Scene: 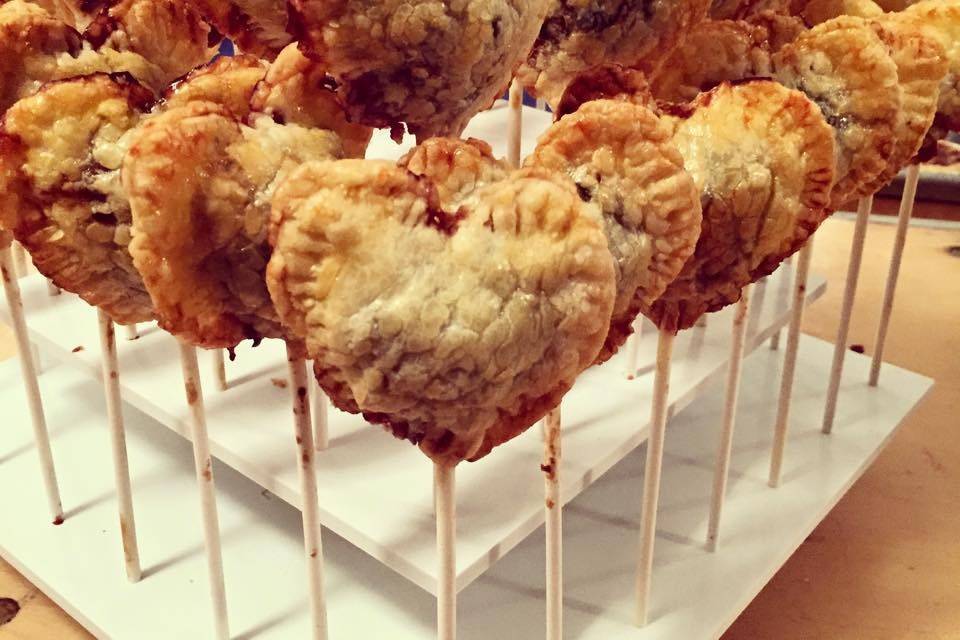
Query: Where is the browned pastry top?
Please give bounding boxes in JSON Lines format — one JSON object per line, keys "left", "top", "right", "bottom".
{"left": 518, "top": 0, "right": 711, "bottom": 107}
{"left": 288, "top": 0, "right": 550, "bottom": 140}
{"left": 0, "top": 73, "right": 156, "bottom": 323}
{"left": 528, "top": 98, "right": 702, "bottom": 360}
{"left": 645, "top": 80, "right": 836, "bottom": 331}
{"left": 266, "top": 148, "right": 616, "bottom": 465}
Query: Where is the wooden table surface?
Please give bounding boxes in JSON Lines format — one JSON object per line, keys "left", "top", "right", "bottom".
{"left": 1, "top": 214, "right": 958, "bottom": 639}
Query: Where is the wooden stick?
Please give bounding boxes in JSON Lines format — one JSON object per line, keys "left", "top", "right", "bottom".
{"left": 768, "top": 256, "right": 796, "bottom": 350}
{"left": 46, "top": 280, "right": 60, "bottom": 296}
{"left": 706, "top": 286, "right": 752, "bottom": 552}
{"left": 96, "top": 309, "right": 142, "bottom": 582}
{"left": 695, "top": 316, "right": 707, "bottom": 328}
{"left": 311, "top": 369, "right": 329, "bottom": 451}
{"left": 625, "top": 318, "right": 644, "bottom": 380}
{"left": 635, "top": 329, "right": 675, "bottom": 626}
{"left": 211, "top": 349, "right": 227, "bottom": 391}
{"left": 508, "top": 79, "right": 523, "bottom": 168}
{"left": 822, "top": 195, "right": 872, "bottom": 435}
{"left": 869, "top": 165, "right": 918, "bottom": 386}
{"left": 0, "top": 246, "right": 63, "bottom": 524}
{"left": 12, "top": 242, "right": 28, "bottom": 278}
{"left": 543, "top": 408, "right": 563, "bottom": 640}
{"left": 435, "top": 462, "right": 456, "bottom": 640}
{"left": 123, "top": 323, "right": 139, "bottom": 340}
{"left": 178, "top": 343, "right": 230, "bottom": 640}
{"left": 287, "top": 347, "right": 329, "bottom": 640}
{"left": 769, "top": 240, "right": 815, "bottom": 488}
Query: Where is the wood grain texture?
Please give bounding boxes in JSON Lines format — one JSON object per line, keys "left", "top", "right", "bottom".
{"left": 0, "top": 214, "right": 957, "bottom": 639}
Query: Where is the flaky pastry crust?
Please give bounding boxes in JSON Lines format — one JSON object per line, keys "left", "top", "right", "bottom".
{"left": 249, "top": 44, "right": 372, "bottom": 158}
{"left": 0, "top": 73, "right": 155, "bottom": 323}
{"left": 162, "top": 53, "right": 268, "bottom": 118}
{"left": 190, "top": 0, "right": 292, "bottom": 59}
{"left": 528, "top": 99, "right": 702, "bottom": 359}
{"left": 647, "top": 80, "right": 836, "bottom": 331}
{"left": 123, "top": 101, "right": 344, "bottom": 348}
{"left": 518, "top": 0, "right": 711, "bottom": 107}
{"left": 861, "top": 16, "right": 948, "bottom": 192}
{"left": 267, "top": 158, "right": 615, "bottom": 465}
{"left": 289, "top": 0, "right": 550, "bottom": 140}
{"left": 773, "top": 15, "right": 900, "bottom": 206}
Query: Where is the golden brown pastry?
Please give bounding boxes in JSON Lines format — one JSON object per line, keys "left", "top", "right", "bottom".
{"left": 0, "top": 0, "right": 82, "bottom": 112}
{"left": 527, "top": 99, "right": 702, "bottom": 360}
{"left": 518, "top": 0, "right": 711, "bottom": 107}
{"left": 773, "top": 16, "right": 900, "bottom": 207}
{"left": 267, "top": 155, "right": 616, "bottom": 466}
{"left": 249, "top": 44, "right": 372, "bottom": 158}
{"left": 124, "top": 49, "right": 369, "bottom": 349}
{"left": 161, "top": 53, "right": 268, "bottom": 118}
{"left": 83, "top": 0, "right": 219, "bottom": 85}
{"left": 651, "top": 19, "right": 775, "bottom": 104}
{"left": 0, "top": 73, "right": 156, "bottom": 323}
{"left": 900, "top": 0, "right": 960, "bottom": 161}
{"left": 860, "top": 16, "right": 948, "bottom": 192}
{"left": 800, "top": 0, "right": 881, "bottom": 25}
{"left": 646, "top": 81, "right": 836, "bottom": 331}
{"left": 289, "top": 0, "right": 550, "bottom": 140}
{"left": 552, "top": 64, "right": 656, "bottom": 119}
{"left": 190, "top": 0, "right": 292, "bottom": 59}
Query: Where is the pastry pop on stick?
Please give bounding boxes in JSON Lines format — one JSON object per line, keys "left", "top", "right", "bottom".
{"left": 518, "top": 0, "right": 711, "bottom": 107}
{"left": 288, "top": 0, "right": 551, "bottom": 139}
{"left": 269, "top": 146, "right": 617, "bottom": 465}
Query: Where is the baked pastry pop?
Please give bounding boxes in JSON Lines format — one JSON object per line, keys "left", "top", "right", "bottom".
{"left": 517, "top": 0, "right": 712, "bottom": 107}
{"left": 288, "top": 0, "right": 551, "bottom": 140}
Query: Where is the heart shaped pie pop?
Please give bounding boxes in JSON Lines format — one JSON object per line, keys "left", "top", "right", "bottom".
{"left": 124, "top": 45, "right": 371, "bottom": 349}
{"left": 646, "top": 80, "right": 837, "bottom": 332}
{"left": 527, "top": 98, "right": 702, "bottom": 361}
{"left": 0, "top": 73, "right": 156, "bottom": 324}
{"left": 288, "top": 0, "right": 551, "bottom": 140}
{"left": 266, "top": 151, "right": 616, "bottom": 466}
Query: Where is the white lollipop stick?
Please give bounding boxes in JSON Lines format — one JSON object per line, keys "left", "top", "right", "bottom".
{"left": 543, "top": 408, "right": 563, "bottom": 640}
{"left": 635, "top": 329, "right": 675, "bottom": 626}
{"left": 178, "top": 343, "right": 230, "bottom": 640}
{"left": 536, "top": 97, "right": 547, "bottom": 111}
{"left": 822, "top": 195, "right": 872, "bottom": 434}
{"left": 625, "top": 318, "right": 644, "bottom": 379}
{"left": 435, "top": 462, "right": 457, "bottom": 640}
{"left": 12, "top": 242, "right": 29, "bottom": 277}
{"left": 706, "top": 286, "right": 752, "bottom": 551}
{"left": 212, "top": 349, "right": 227, "bottom": 391}
{"left": 287, "top": 347, "right": 329, "bottom": 640}
{"left": 869, "top": 165, "right": 918, "bottom": 386}
{"left": 311, "top": 366, "right": 329, "bottom": 451}
{"left": 769, "top": 255, "right": 795, "bottom": 350}
{"left": 0, "top": 246, "right": 63, "bottom": 524}
{"left": 695, "top": 315, "right": 707, "bottom": 328}
{"left": 96, "top": 309, "right": 142, "bottom": 581}
{"left": 508, "top": 79, "right": 523, "bottom": 168}
{"left": 46, "top": 280, "right": 60, "bottom": 296}
{"left": 769, "top": 240, "right": 815, "bottom": 487}
{"left": 123, "top": 323, "right": 139, "bottom": 340}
